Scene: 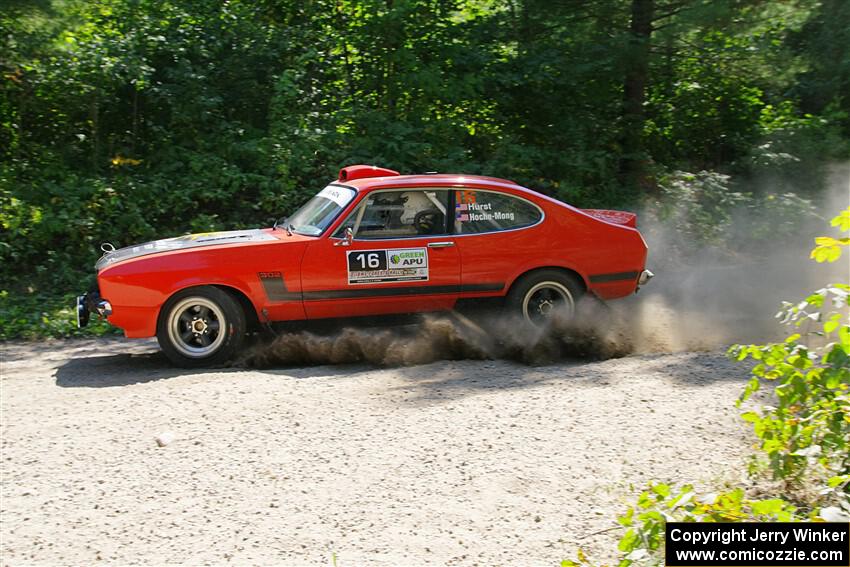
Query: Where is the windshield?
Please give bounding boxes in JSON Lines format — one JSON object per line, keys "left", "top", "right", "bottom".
{"left": 286, "top": 185, "right": 357, "bottom": 236}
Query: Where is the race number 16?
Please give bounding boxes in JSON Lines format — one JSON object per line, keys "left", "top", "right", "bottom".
{"left": 348, "top": 250, "right": 387, "bottom": 272}
{"left": 356, "top": 252, "right": 380, "bottom": 269}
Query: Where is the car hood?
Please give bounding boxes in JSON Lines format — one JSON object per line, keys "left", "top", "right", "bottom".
{"left": 95, "top": 229, "right": 278, "bottom": 271}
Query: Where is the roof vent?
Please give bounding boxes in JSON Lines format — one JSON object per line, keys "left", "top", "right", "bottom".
{"left": 338, "top": 164, "right": 400, "bottom": 182}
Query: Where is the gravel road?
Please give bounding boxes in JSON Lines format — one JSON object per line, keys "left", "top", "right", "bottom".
{"left": 1, "top": 337, "right": 752, "bottom": 566}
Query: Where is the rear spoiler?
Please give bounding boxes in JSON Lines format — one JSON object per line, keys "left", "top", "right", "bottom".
{"left": 581, "top": 209, "right": 637, "bottom": 228}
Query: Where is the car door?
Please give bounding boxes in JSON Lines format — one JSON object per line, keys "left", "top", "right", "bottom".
{"left": 300, "top": 188, "right": 461, "bottom": 320}
{"left": 451, "top": 187, "right": 546, "bottom": 292}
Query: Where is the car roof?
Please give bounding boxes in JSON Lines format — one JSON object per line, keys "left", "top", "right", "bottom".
{"left": 338, "top": 173, "right": 530, "bottom": 194}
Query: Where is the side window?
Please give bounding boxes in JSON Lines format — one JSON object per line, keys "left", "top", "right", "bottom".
{"left": 454, "top": 190, "right": 542, "bottom": 234}
{"left": 336, "top": 189, "right": 450, "bottom": 239}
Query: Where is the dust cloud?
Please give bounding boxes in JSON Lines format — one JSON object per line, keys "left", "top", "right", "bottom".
{"left": 239, "top": 301, "right": 632, "bottom": 368}
{"left": 240, "top": 165, "right": 849, "bottom": 368}
{"left": 628, "top": 162, "right": 849, "bottom": 352}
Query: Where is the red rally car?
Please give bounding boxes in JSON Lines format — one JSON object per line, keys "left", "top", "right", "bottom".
{"left": 77, "top": 165, "right": 653, "bottom": 366}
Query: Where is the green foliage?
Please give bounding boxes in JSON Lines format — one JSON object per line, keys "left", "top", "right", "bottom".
{"left": 811, "top": 207, "right": 850, "bottom": 263}
{"left": 645, "top": 169, "right": 817, "bottom": 256}
{"left": 731, "top": 282, "right": 850, "bottom": 485}
{"left": 746, "top": 103, "right": 848, "bottom": 189}
{"left": 610, "top": 484, "right": 802, "bottom": 567}
{"left": 789, "top": 0, "right": 850, "bottom": 139}
{"left": 651, "top": 170, "right": 748, "bottom": 246}
{"left": 729, "top": 209, "right": 850, "bottom": 487}
{"left": 0, "top": 290, "right": 118, "bottom": 339}
{"left": 563, "top": 483, "right": 811, "bottom": 567}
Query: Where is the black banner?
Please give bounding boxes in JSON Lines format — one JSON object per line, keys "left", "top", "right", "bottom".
{"left": 347, "top": 250, "right": 388, "bottom": 272}
{"left": 665, "top": 522, "right": 849, "bottom": 566}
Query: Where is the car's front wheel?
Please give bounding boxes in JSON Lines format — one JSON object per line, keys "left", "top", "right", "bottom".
{"left": 506, "top": 269, "right": 584, "bottom": 326}
{"left": 157, "top": 286, "right": 246, "bottom": 367}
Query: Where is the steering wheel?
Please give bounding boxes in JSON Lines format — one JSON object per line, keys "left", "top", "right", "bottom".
{"left": 414, "top": 209, "right": 444, "bottom": 235}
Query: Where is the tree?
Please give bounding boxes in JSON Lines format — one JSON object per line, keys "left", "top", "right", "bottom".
{"left": 619, "top": 0, "right": 654, "bottom": 191}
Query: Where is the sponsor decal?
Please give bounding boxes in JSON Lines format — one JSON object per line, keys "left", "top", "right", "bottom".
{"left": 454, "top": 190, "right": 514, "bottom": 223}
{"left": 347, "top": 248, "right": 429, "bottom": 284}
{"left": 317, "top": 185, "right": 354, "bottom": 207}
{"left": 182, "top": 231, "right": 223, "bottom": 241}
{"left": 455, "top": 201, "right": 515, "bottom": 223}
{"left": 456, "top": 190, "right": 477, "bottom": 205}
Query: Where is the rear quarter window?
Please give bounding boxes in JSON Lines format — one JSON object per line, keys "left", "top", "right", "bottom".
{"left": 454, "top": 190, "right": 542, "bottom": 234}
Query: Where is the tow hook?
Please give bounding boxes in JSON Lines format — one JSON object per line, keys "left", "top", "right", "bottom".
{"left": 96, "top": 299, "right": 113, "bottom": 317}
{"left": 76, "top": 292, "right": 112, "bottom": 328}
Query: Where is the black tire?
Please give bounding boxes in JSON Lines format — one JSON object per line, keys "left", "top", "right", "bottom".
{"left": 156, "top": 286, "right": 246, "bottom": 368}
{"left": 506, "top": 269, "right": 584, "bottom": 326}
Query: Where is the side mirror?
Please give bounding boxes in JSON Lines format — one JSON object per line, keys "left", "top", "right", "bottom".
{"left": 334, "top": 227, "right": 354, "bottom": 247}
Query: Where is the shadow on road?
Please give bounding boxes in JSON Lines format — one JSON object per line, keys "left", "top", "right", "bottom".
{"left": 53, "top": 348, "right": 357, "bottom": 388}
{"left": 638, "top": 351, "right": 749, "bottom": 384}
{"left": 381, "top": 350, "right": 750, "bottom": 404}
{"left": 50, "top": 334, "right": 748, "bottom": 393}
{"left": 54, "top": 351, "right": 220, "bottom": 387}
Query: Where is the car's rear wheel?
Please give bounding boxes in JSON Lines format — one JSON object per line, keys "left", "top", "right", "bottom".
{"left": 507, "top": 269, "right": 584, "bottom": 326}
{"left": 157, "top": 286, "right": 246, "bottom": 367}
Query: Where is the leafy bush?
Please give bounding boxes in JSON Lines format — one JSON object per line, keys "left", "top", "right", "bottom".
{"left": 562, "top": 484, "right": 803, "bottom": 567}
{"left": 645, "top": 169, "right": 817, "bottom": 257}
{"left": 0, "top": 291, "right": 118, "bottom": 340}
{"left": 731, "top": 207, "right": 850, "bottom": 489}
{"left": 744, "top": 102, "right": 850, "bottom": 191}
{"left": 733, "top": 284, "right": 850, "bottom": 486}
{"left": 651, "top": 170, "right": 748, "bottom": 246}
{"left": 811, "top": 209, "right": 850, "bottom": 262}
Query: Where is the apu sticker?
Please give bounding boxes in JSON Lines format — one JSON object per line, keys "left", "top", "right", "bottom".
{"left": 347, "top": 248, "right": 428, "bottom": 284}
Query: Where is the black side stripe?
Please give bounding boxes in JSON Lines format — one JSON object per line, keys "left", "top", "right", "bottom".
{"left": 265, "top": 282, "right": 505, "bottom": 303}
{"left": 259, "top": 272, "right": 300, "bottom": 301}
{"left": 266, "top": 291, "right": 302, "bottom": 301}
{"left": 588, "top": 271, "right": 640, "bottom": 283}
{"left": 303, "top": 282, "right": 504, "bottom": 301}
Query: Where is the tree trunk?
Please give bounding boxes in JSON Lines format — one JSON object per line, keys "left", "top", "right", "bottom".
{"left": 619, "top": 0, "right": 654, "bottom": 192}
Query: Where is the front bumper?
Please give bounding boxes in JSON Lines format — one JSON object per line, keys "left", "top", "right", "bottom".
{"left": 76, "top": 291, "right": 112, "bottom": 328}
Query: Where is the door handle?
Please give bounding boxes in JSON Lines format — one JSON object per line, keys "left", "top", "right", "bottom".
{"left": 428, "top": 241, "right": 455, "bottom": 248}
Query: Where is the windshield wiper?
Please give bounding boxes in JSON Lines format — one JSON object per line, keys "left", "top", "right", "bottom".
{"left": 272, "top": 217, "right": 292, "bottom": 236}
